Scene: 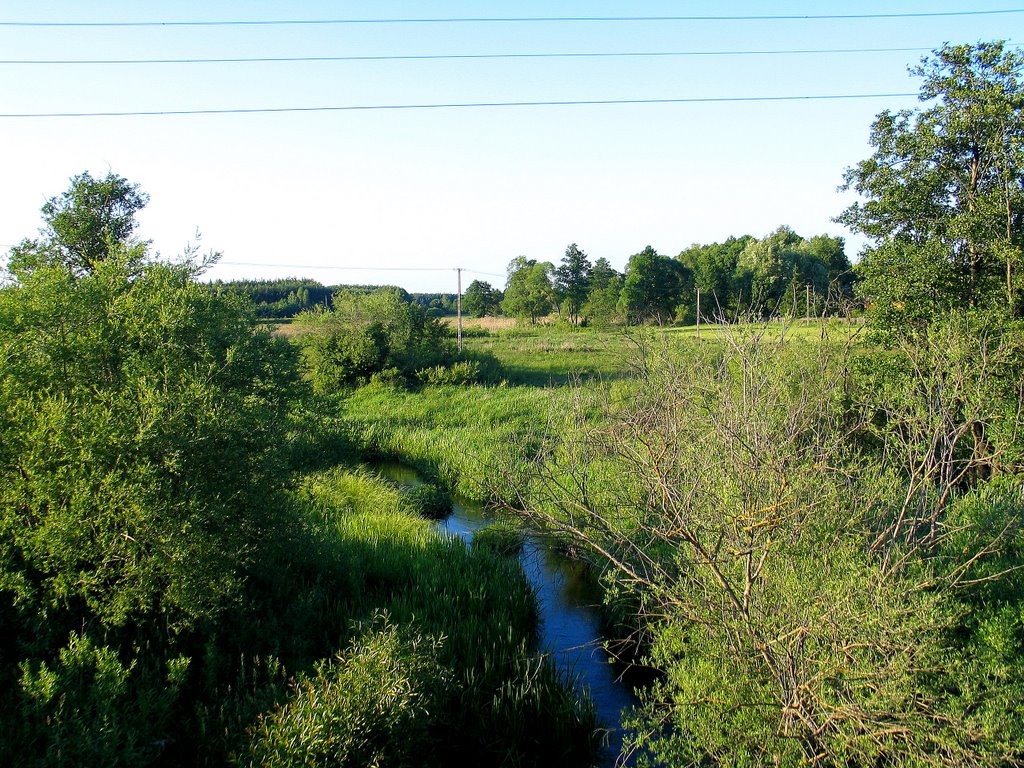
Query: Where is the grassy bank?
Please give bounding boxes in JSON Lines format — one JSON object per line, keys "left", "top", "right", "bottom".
{"left": 240, "top": 464, "right": 598, "bottom": 766}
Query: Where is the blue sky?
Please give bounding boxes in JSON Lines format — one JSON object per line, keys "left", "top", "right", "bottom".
{"left": 2, "top": 1, "right": 1022, "bottom": 292}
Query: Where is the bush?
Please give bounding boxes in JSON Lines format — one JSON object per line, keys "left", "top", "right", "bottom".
{"left": 416, "top": 360, "right": 481, "bottom": 386}
{"left": 294, "top": 288, "right": 454, "bottom": 392}
{"left": 12, "top": 633, "right": 184, "bottom": 768}
{"left": 243, "top": 616, "right": 448, "bottom": 768}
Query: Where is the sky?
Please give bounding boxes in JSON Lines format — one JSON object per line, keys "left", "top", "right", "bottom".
{"left": 2, "top": 2, "right": 1023, "bottom": 293}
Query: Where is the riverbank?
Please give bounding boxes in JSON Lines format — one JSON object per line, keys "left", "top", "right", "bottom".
{"left": 372, "top": 460, "right": 640, "bottom": 764}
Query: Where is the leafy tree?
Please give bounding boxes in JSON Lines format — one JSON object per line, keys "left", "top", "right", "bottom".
{"left": 838, "top": 41, "right": 1024, "bottom": 328}
{"left": 582, "top": 258, "right": 622, "bottom": 327}
{"left": 462, "top": 279, "right": 502, "bottom": 317}
{"left": 588, "top": 257, "right": 618, "bottom": 292}
{"left": 502, "top": 257, "right": 555, "bottom": 324}
{"left": 554, "top": 243, "right": 592, "bottom": 325}
{"left": 677, "top": 235, "right": 753, "bottom": 319}
{"left": 0, "top": 176, "right": 301, "bottom": 764}
{"left": 733, "top": 226, "right": 803, "bottom": 315}
{"left": 9, "top": 170, "right": 149, "bottom": 276}
{"left": 618, "top": 246, "right": 689, "bottom": 324}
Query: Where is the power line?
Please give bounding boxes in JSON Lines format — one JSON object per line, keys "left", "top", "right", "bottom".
{"left": 0, "top": 46, "right": 942, "bottom": 66}
{"left": 216, "top": 261, "right": 505, "bottom": 280}
{"left": 219, "top": 261, "right": 453, "bottom": 272}
{"left": 0, "top": 92, "right": 920, "bottom": 119}
{"left": 2, "top": 9, "right": 1021, "bottom": 27}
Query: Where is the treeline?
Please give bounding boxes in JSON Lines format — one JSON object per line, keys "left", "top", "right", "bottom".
{"left": 467, "top": 227, "right": 854, "bottom": 326}
{"left": 212, "top": 277, "right": 461, "bottom": 319}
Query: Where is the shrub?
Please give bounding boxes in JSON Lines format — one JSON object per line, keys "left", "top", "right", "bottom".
{"left": 242, "top": 615, "right": 448, "bottom": 768}
{"left": 294, "top": 288, "right": 454, "bottom": 392}
{"left": 416, "top": 360, "right": 481, "bottom": 386}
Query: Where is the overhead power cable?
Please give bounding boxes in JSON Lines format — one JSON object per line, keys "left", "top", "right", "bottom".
{"left": 220, "top": 262, "right": 453, "bottom": 271}
{"left": 218, "top": 261, "right": 505, "bottom": 278}
{"left": 0, "top": 92, "right": 920, "bottom": 119}
{"left": 1, "top": 9, "right": 1021, "bottom": 27}
{"left": 0, "top": 46, "right": 941, "bottom": 66}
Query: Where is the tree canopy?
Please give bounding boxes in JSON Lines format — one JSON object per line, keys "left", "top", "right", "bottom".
{"left": 463, "top": 279, "right": 503, "bottom": 318}
{"left": 9, "top": 170, "right": 149, "bottom": 276}
{"left": 619, "top": 246, "right": 690, "bottom": 324}
{"left": 502, "top": 257, "right": 555, "bottom": 323}
{"left": 839, "top": 41, "right": 1024, "bottom": 329}
{"left": 554, "top": 243, "right": 592, "bottom": 325}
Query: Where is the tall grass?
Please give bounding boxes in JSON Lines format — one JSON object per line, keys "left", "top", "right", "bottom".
{"left": 237, "top": 466, "right": 598, "bottom": 766}
{"left": 342, "top": 383, "right": 563, "bottom": 500}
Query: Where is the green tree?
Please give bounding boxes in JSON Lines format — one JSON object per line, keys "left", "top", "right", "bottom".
{"left": 554, "top": 243, "right": 592, "bottom": 325}
{"left": 838, "top": 41, "right": 1024, "bottom": 328}
{"left": 588, "top": 257, "right": 618, "bottom": 292}
{"left": 733, "top": 226, "right": 803, "bottom": 315}
{"left": 462, "top": 279, "right": 502, "bottom": 317}
{"left": 0, "top": 175, "right": 301, "bottom": 764}
{"left": 618, "top": 246, "right": 689, "bottom": 324}
{"left": 677, "top": 235, "right": 753, "bottom": 320}
{"left": 502, "top": 257, "right": 555, "bottom": 324}
{"left": 582, "top": 258, "right": 622, "bottom": 327}
{"left": 9, "top": 170, "right": 149, "bottom": 276}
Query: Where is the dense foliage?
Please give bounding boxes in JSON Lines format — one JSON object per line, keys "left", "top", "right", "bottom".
{"left": 213, "top": 277, "right": 335, "bottom": 318}
{"left": 291, "top": 287, "right": 495, "bottom": 391}
{"left": 463, "top": 279, "right": 503, "bottom": 317}
{"left": 0, "top": 228, "right": 300, "bottom": 764}
{"left": 839, "top": 41, "right": 1024, "bottom": 330}
{"left": 501, "top": 327, "right": 1024, "bottom": 766}
{"left": 0, "top": 174, "right": 597, "bottom": 767}
{"left": 502, "top": 232, "right": 851, "bottom": 327}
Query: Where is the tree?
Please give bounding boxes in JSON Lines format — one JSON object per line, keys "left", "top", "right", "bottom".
{"left": 462, "top": 279, "right": 502, "bottom": 317}
{"left": 588, "top": 257, "right": 618, "bottom": 292}
{"left": 677, "top": 235, "right": 752, "bottom": 319}
{"left": 554, "top": 243, "right": 592, "bottom": 325}
{"left": 618, "top": 246, "right": 689, "bottom": 324}
{"left": 9, "top": 170, "right": 149, "bottom": 276}
{"left": 0, "top": 176, "right": 300, "bottom": 762}
{"left": 838, "top": 41, "right": 1024, "bottom": 328}
{"left": 582, "top": 258, "right": 622, "bottom": 327}
{"left": 502, "top": 257, "right": 555, "bottom": 323}
{"left": 733, "top": 226, "right": 803, "bottom": 316}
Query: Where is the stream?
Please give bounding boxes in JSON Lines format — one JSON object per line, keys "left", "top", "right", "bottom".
{"left": 371, "top": 461, "right": 639, "bottom": 767}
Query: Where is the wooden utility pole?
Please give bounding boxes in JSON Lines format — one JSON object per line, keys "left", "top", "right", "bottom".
{"left": 456, "top": 267, "right": 463, "bottom": 353}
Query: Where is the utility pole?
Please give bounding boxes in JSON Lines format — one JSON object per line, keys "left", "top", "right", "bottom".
{"left": 805, "top": 284, "right": 811, "bottom": 323}
{"left": 456, "top": 267, "right": 463, "bottom": 353}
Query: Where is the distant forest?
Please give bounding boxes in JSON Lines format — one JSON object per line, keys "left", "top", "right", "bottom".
{"left": 210, "top": 278, "right": 459, "bottom": 319}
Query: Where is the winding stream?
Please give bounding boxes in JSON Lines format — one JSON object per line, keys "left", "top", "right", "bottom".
{"left": 371, "top": 461, "right": 639, "bottom": 766}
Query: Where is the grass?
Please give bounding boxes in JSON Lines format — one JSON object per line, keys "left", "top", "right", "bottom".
{"left": 241, "top": 465, "right": 598, "bottom": 766}
{"left": 454, "top": 318, "right": 863, "bottom": 386}
{"left": 462, "top": 325, "right": 633, "bottom": 385}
